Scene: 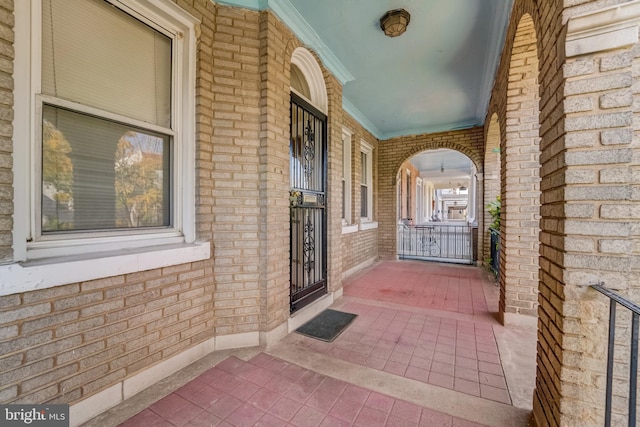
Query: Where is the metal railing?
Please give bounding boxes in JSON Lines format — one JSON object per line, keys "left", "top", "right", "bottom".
{"left": 397, "top": 223, "right": 474, "bottom": 264}
{"left": 489, "top": 229, "right": 500, "bottom": 280}
{"left": 591, "top": 283, "right": 640, "bottom": 427}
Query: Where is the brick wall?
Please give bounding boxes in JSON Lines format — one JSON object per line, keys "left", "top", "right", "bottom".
{"left": 487, "top": 0, "right": 640, "bottom": 425}
{"left": 340, "top": 114, "right": 380, "bottom": 275}
{"left": 483, "top": 113, "right": 500, "bottom": 264}
{"left": 500, "top": 13, "right": 541, "bottom": 322}
{"left": 0, "top": 261, "right": 216, "bottom": 404}
{"left": 326, "top": 68, "right": 347, "bottom": 291}
{"left": 257, "top": 11, "right": 293, "bottom": 332}
{"left": 1, "top": 0, "right": 385, "bottom": 411}
{"left": 377, "top": 128, "right": 484, "bottom": 259}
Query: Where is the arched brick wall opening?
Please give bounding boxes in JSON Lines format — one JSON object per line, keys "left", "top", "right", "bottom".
{"left": 484, "top": 113, "right": 501, "bottom": 266}
{"left": 377, "top": 129, "right": 483, "bottom": 259}
{"left": 500, "top": 13, "right": 540, "bottom": 326}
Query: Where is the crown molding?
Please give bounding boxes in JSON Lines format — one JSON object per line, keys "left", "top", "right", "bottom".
{"left": 342, "top": 97, "right": 382, "bottom": 140}
{"left": 475, "top": 0, "right": 514, "bottom": 125}
{"left": 214, "top": 0, "right": 354, "bottom": 85}
{"left": 214, "top": 0, "right": 266, "bottom": 10}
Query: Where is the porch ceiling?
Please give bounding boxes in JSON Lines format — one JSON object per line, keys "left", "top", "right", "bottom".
{"left": 286, "top": 0, "right": 513, "bottom": 140}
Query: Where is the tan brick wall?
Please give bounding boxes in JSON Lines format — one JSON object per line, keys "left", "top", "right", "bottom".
{"left": 326, "top": 67, "right": 348, "bottom": 291}
{"left": 257, "top": 11, "right": 292, "bottom": 330}
{"left": 0, "top": 262, "right": 215, "bottom": 404}
{"left": 340, "top": 114, "right": 380, "bottom": 275}
{"left": 487, "top": 0, "right": 640, "bottom": 425}
{"left": 500, "top": 13, "right": 541, "bottom": 321}
{"left": 0, "top": 1, "right": 267, "bottom": 407}
{"left": 207, "top": 4, "right": 263, "bottom": 335}
{"left": 483, "top": 113, "right": 500, "bottom": 265}
{"left": 0, "top": 0, "right": 12, "bottom": 263}
{"left": 1, "top": 0, "right": 379, "bottom": 409}
{"left": 377, "top": 128, "right": 484, "bottom": 259}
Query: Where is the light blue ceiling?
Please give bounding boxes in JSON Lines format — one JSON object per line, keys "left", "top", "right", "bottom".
{"left": 217, "top": 0, "right": 514, "bottom": 140}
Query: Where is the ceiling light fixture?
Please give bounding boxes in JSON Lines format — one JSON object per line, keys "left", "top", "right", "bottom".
{"left": 440, "top": 162, "right": 444, "bottom": 173}
{"left": 380, "top": 8, "right": 410, "bottom": 38}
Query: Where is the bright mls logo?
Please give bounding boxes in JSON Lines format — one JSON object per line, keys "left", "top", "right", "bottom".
{"left": 1, "top": 405, "right": 69, "bottom": 426}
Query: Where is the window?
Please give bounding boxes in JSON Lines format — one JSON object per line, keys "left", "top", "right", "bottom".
{"left": 341, "top": 129, "right": 352, "bottom": 225}
{"left": 14, "top": 0, "right": 199, "bottom": 261}
{"left": 360, "top": 141, "right": 373, "bottom": 222}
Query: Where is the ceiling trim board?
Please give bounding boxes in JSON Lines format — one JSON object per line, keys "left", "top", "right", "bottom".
{"left": 214, "top": 0, "right": 354, "bottom": 84}
{"left": 380, "top": 120, "right": 478, "bottom": 140}
{"left": 342, "top": 97, "right": 383, "bottom": 140}
{"left": 474, "top": 0, "right": 514, "bottom": 124}
{"left": 214, "top": 0, "right": 266, "bottom": 11}
{"left": 268, "top": 0, "right": 354, "bottom": 85}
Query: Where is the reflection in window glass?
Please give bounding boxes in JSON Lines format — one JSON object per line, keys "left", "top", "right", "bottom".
{"left": 42, "top": 106, "right": 170, "bottom": 232}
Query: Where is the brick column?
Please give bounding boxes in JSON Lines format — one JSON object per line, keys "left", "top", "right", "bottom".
{"left": 501, "top": 13, "right": 540, "bottom": 326}
{"left": 534, "top": 2, "right": 640, "bottom": 425}
{"left": 257, "top": 12, "right": 292, "bottom": 343}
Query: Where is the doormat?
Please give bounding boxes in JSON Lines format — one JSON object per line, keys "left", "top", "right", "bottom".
{"left": 295, "top": 309, "right": 357, "bottom": 342}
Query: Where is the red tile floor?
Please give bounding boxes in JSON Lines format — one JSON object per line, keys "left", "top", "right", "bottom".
{"left": 115, "top": 261, "right": 533, "bottom": 427}
{"left": 120, "top": 353, "right": 484, "bottom": 427}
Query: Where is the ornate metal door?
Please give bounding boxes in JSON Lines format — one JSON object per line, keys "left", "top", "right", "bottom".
{"left": 289, "top": 93, "right": 327, "bottom": 312}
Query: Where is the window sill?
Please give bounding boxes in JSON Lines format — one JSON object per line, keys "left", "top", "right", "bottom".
{"left": 341, "top": 224, "right": 358, "bottom": 235}
{"left": 359, "top": 221, "right": 378, "bottom": 231}
{"left": 0, "top": 241, "right": 210, "bottom": 297}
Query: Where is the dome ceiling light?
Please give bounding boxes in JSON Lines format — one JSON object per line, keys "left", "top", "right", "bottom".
{"left": 380, "top": 8, "right": 411, "bottom": 38}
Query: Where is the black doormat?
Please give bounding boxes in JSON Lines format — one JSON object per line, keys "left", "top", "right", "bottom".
{"left": 295, "top": 309, "right": 357, "bottom": 342}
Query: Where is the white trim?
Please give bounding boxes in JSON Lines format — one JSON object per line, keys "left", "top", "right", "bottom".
{"left": 342, "top": 256, "right": 377, "bottom": 281}
{"left": 291, "top": 47, "right": 328, "bottom": 114}
{"left": 0, "top": 241, "right": 210, "bottom": 297}
{"left": 69, "top": 330, "right": 258, "bottom": 426}
{"left": 269, "top": 0, "right": 353, "bottom": 85}
{"left": 359, "top": 221, "right": 378, "bottom": 231}
{"left": 342, "top": 224, "right": 358, "bottom": 234}
{"left": 13, "top": 0, "right": 31, "bottom": 261}
{"left": 566, "top": 0, "right": 640, "bottom": 57}
{"left": 287, "top": 293, "right": 335, "bottom": 333}
{"left": 341, "top": 128, "right": 352, "bottom": 225}
{"left": 13, "top": 0, "right": 199, "bottom": 265}
{"left": 360, "top": 140, "right": 374, "bottom": 222}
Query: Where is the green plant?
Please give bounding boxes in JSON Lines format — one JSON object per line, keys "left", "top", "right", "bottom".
{"left": 487, "top": 195, "right": 501, "bottom": 231}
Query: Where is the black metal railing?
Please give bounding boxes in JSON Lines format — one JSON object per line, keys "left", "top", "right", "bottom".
{"left": 490, "top": 229, "right": 500, "bottom": 280}
{"left": 591, "top": 283, "right": 639, "bottom": 427}
{"left": 397, "top": 223, "right": 473, "bottom": 263}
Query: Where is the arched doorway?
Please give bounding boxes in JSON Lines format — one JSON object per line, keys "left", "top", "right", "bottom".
{"left": 396, "top": 149, "right": 477, "bottom": 264}
{"left": 289, "top": 48, "right": 328, "bottom": 312}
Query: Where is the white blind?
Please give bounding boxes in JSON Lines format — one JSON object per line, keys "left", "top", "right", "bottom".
{"left": 42, "top": 0, "right": 171, "bottom": 127}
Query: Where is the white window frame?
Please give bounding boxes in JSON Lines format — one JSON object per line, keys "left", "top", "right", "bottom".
{"left": 341, "top": 129, "right": 352, "bottom": 225}
{"left": 6, "top": 0, "right": 207, "bottom": 295}
{"left": 360, "top": 140, "right": 375, "bottom": 228}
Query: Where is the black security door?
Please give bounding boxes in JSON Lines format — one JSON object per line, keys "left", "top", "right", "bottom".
{"left": 289, "top": 93, "right": 327, "bottom": 312}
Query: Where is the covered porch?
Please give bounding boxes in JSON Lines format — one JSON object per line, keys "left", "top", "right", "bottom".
{"left": 88, "top": 261, "right": 536, "bottom": 427}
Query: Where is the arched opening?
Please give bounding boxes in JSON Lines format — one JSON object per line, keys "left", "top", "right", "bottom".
{"left": 501, "top": 13, "right": 541, "bottom": 326}
{"left": 484, "top": 113, "right": 501, "bottom": 277}
{"left": 290, "top": 47, "right": 327, "bottom": 114}
{"left": 288, "top": 47, "right": 329, "bottom": 312}
{"left": 396, "top": 148, "right": 477, "bottom": 264}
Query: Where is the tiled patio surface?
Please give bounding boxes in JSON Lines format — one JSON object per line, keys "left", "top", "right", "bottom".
{"left": 120, "top": 353, "right": 485, "bottom": 427}
{"left": 342, "top": 262, "right": 489, "bottom": 315}
{"left": 287, "top": 301, "right": 510, "bottom": 404}
{"left": 111, "top": 261, "right": 534, "bottom": 427}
